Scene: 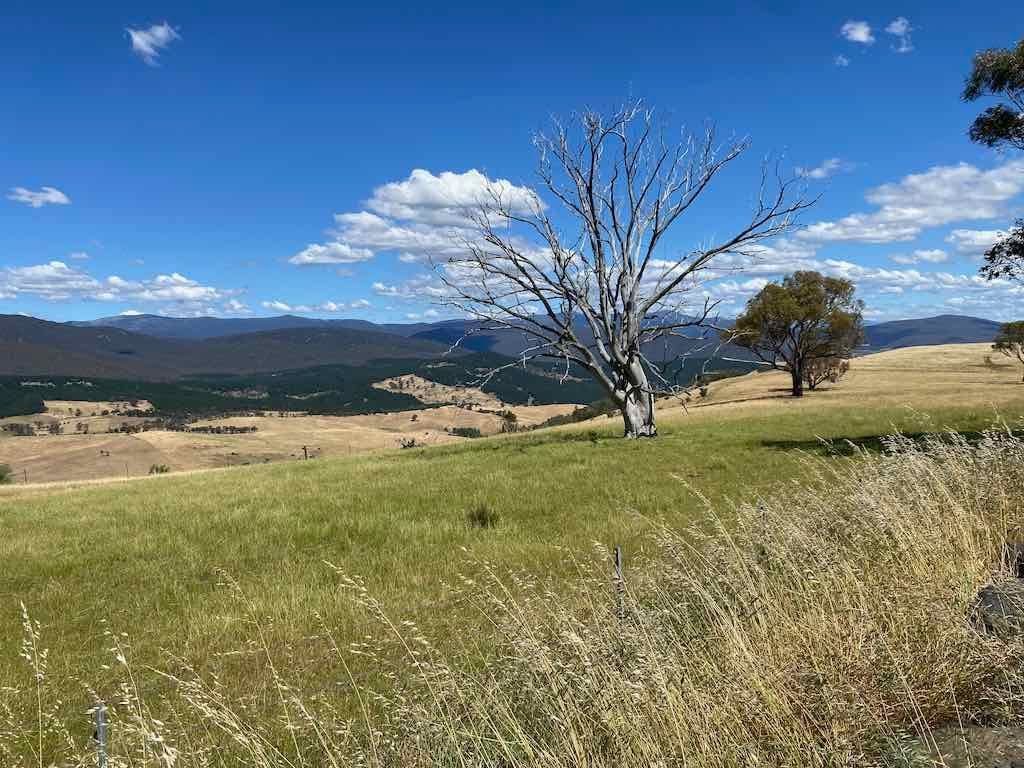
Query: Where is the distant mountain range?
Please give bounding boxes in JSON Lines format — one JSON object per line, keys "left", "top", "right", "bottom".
{"left": 0, "top": 315, "right": 458, "bottom": 379}
{"left": 0, "top": 312, "right": 1004, "bottom": 381}
{"left": 861, "top": 315, "right": 1003, "bottom": 352}
{"left": 75, "top": 311, "right": 1005, "bottom": 350}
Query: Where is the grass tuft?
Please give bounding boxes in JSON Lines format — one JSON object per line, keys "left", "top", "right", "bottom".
{"left": 466, "top": 503, "right": 500, "bottom": 529}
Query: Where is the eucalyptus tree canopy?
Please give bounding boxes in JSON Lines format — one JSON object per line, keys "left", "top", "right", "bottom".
{"left": 980, "top": 219, "right": 1024, "bottom": 284}
{"left": 438, "top": 102, "right": 812, "bottom": 438}
{"left": 963, "top": 38, "right": 1024, "bottom": 151}
{"left": 731, "top": 271, "right": 864, "bottom": 397}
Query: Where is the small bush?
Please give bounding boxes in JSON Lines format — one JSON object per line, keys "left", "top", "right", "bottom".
{"left": 0, "top": 464, "right": 12, "bottom": 484}
{"left": 466, "top": 503, "right": 500, "bottom": 529}
{"left": 450, "top": 426, "right": 483, "bottom": 438}
{"left": 148, "top": 464, "right": 170, "bottom": 475}
{"left": 399, "top": 437, "right": 421, "bottom": 449}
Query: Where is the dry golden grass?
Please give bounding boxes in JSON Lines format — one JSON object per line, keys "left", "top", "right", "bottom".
{"left": 0, "top": 401, "right": 578, "bottom": 485}
{"left": 678, "top": 343, "right": 1022, "bottom": 420}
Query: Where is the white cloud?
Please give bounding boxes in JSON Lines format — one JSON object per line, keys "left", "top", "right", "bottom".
{"left": 291, "top": 169, "right": 540, "bottom": 268}
{"left": 937, "top": 289, "right": 1024, "bottom": 320}
{"left": 372, "top": 275, "right": 450, "bottom": 300}
{"left": 0, "top": 261, "right": 238, "bottom": 310}
{"left": 945, "top": 228, "right": 1005, "bottom": 256}
{"left": 688, "top": 235, "right": 1022, "bottom": 320}
{"left": 797, "top": 158, "right": 854, "bottom": 180}
{"left": 127, "top": 22, "right": 180, "bottom": 65}
{"left": 120, "top": 309, "right": 144, "bottom": 316}
{"left": 365, "top": 168, "right": 539, "bottom": 226}
{"left": 7, "top": 186, "right": 71, "bottom": 208}
{"left": 260, "top": 298, "right": 372, "bottom": 314}
{"left": 885, "top": 17, "right": 913, "bottom": 53}
{"left": 891, "top": 249, "right": 949, "bottom": 265}
{"left": 68, "top": 251, "right": 90, "bottom": 261}
{"left": 261, "top": 300, "right": 293, "bottom": 313}
{"left": 288, "top": 242, "right": 374, "bottom": 266}
{"left": 223, "top": 299, "right": 250, "bottom": 314}
{"left": 799, "top": 160, "right": 1024, "bottom": 244}
{"left": 840, "top": 20, "right": 875, "bottom": 45}
{"left": 834, "top": 54, "right": 851, "bottom": 67}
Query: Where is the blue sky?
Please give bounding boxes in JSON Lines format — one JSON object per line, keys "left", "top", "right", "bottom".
{"left": 2, "top": 0, "right": 1022, "bottom": 323}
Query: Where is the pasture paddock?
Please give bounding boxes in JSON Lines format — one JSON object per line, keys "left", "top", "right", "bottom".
{"left": 0, "top": 342, "right": 1021, "bottom": 754}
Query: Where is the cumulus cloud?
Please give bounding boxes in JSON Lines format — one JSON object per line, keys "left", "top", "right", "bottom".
{"left": 797, "top": 158, "right": 855, "bottom": 180}
{"left": 834, "top": 54, "right": 851, "bottom": 67}
{"left": 0, "top": 261, "right": 239, "bottom": 311}
{"left": 885, "top": 17, "right": 913, "bottom": 53}
{"left": 372, "top": 275, "right": 450, "bottom": 300}
{"left": 799, "top": 160, "right": 1024, "bottom": 244}
{"left": 840, "top": 20, "right": 875, "bottom": 44}
{"left": 290, "top": 169, "right": 540, "bottom": 268}
{"left": 223, "top": 299, "right": 250, "bottom": 314}
{"left": 7, "top": 186, "right": 71, "bottom": 208}
{"left": 260, "top": 298, "right": 372, "bottom": 314}
{"left": 261, "top": 300, "right": 293, "bottom": 313}
{"left": 890, "top": 249, "right": 949, "bottom": 265}
{"left": 945, "top": 228, "right": 1005, "bottom": 256}
{"left": 365, "top": 169, "right": 539, "bottom": 227}
{"left": 127, "top": 22, "right": 180, "bottom": 65}
{"left": 288, "top": 242, "right": 374, "bottom": 266}
{"left": 405, "top": 308, "right": 442, "bottom": 321}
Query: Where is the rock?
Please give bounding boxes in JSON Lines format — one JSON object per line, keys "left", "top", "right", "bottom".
{"left": 976, "top": 580, "right": 1024, "bottom": 639}
{"left": 1004, "top": 542, "right": 1024, "bottom": 578}
{"left": 910, "top": 725, "right": 1024, "bottom": 767}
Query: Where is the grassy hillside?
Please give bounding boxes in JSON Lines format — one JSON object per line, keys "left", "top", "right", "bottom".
{"left": 0, "top": 343, "right": 1021, "bottom": 763}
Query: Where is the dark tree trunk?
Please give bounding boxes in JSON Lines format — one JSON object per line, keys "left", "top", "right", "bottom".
{"left": 790, "top": 366, "right": 804, "bottom": 397}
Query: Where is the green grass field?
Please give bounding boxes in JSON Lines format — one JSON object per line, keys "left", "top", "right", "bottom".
{"left": 2, "top": 395, "right": 1020, "bottom": 727}
{"left": 1, "top": 342, "right": 1023, "bottom": 766}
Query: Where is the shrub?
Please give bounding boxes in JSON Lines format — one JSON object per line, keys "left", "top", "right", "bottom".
{"left": 148, "top": 464, "right": 170, "bottom": 475}
{"left": 450, "top": 426, "right": 483, "bottom": 438}
{"left": 399, "top": 437, "right": 421, "bottom": 449}
{"left": 0, "top": 464, "right": 11, "bottom": 484}
{"left": 466, "top": 503, "right": 500, "bottom": 529}
{"left": 804, "top": 356, "right": 851, "bottom": 390}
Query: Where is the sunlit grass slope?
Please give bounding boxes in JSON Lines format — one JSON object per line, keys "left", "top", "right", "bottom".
{"left": 0, "top": 342, "right": 1020, "bottom": 732}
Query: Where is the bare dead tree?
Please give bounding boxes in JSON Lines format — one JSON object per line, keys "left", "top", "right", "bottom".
{"left": 436, "top": 102, "right": 813, "bottom": 438}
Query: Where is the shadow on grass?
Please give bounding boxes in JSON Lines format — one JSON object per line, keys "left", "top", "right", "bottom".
{"left": 763, "top": 428, "right": 1024, "bottom": 457}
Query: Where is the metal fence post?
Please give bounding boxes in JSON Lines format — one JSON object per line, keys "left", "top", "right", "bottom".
{"left": 614, "top": 545, "right": 626, "bottom": 619}
{"left": 95, "top": 702, "right": 108, "bottom": 768}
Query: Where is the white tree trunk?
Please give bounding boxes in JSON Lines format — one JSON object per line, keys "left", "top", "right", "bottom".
{"left": 619, "top": 361, "right": 657, "bottom": 438}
